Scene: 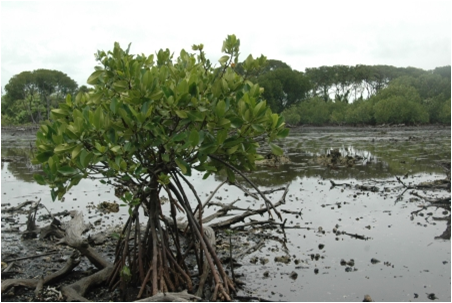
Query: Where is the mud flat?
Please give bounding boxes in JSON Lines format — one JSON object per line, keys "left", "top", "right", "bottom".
{"left": 1, "top": 126, "right": 450, "bottom": 301}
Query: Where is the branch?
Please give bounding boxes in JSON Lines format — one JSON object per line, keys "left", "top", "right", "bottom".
{"left": 209, "top": 155, "right": 282, "bottom": 220}
{"left": 209, "top": 185, "right": 289, "bottom": 229}
{"left": 230, "top": 181, "right": 259, "bottom": 200}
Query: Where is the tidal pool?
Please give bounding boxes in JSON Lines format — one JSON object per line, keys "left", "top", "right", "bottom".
{"left": 1, "top": 126, "right": 450, "bottom": 302}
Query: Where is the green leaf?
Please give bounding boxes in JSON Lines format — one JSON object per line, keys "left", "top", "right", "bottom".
{"left": 199, "top": 143, "right": 218, "bottom": 155}
{"left": 218, "top": 55, "right": 229, "bottom": 66}
{"left": 175, "top": 110, "right": 188, "bottom": 119}
{"left": 251, "top": 124, "right": 265, "bottom": 133}
{"left": 175, "top": 157, "right": 191, "bottom": 175}
{"left": 253, "top": 100, "right": 266, "bottom": 117}
{"left": 188, "top": 129, "right": 199, "bottom": 147}
{"left": 269, "top": 143, "right": 283, "bottom": 156}
{"left": 277, "top": 127, "right": 290, "bottom": 138}
{"left": 218, "top": 118, "right": 231, "bottom": 127}
{"left": 172, "top": 132, "right": 187, "bottom": 142}
{"left": 110, "top": 145, "right": 122, "bottom": 154}
{"left": 157, "top": 173, "right": 170, "bottom": 185}
{"left": 71, "top": 145, "right": 82, "bottom": 160}
{"left": 226, "top": 167, "right": 236, "bottom": 183}
{"left": 87, "top": 70, "right": 103, "bottom": 85}
{"left": 66, "top": 94, "right": 72, "bottom": 107}
{"left": 35, "top": 151, "right": 53, "bottom": 163}
{"left": 226, "top": 145, "right": 239, "bottom": 155}
{"left": 162, "top": 153, "right": 170, "bottom": 162}
{"left": 216, "top": 129, "right": 228, "bottom": 145}
{"left": 120, "top": 265, "right": 132, "bottom": 282}
{"left": 93, "top": 106, "right": 104, "bottom": 130}
{"left": 113, "top": 80, "right": 129, "bottom": 90}
{"left": 80, "top": 151, "right": 94, "bottom": 168}
{"left": 51, "top": 108, "right": 69, "bottom": 118}
{"left": 110, "top": 98, "right": 118, "bottom": 114}
{"left": 50, "top": 189, "right": 57, "bottom": 202}
{"left": 33, "top": 174, "right": 46, "bottom": 185}
{"left": 58, "top": 166, "right": 78, "bottom": 176}
{"left": 215, "top": 100, "right": 226, "bottom": 117}
{"left": 162, "top": 86, "right": 174, "bottom": 98}
{"left": 54, "top": 143, "right": 74, "bottom": 154}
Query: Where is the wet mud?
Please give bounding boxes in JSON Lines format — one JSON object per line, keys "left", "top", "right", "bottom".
{"left": 1, "top": 125, "right": 450, "bottom": 302}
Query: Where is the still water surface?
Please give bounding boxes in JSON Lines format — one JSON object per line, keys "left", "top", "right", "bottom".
{"left": 1, "top": 126, "right": 450, "bottom": 301}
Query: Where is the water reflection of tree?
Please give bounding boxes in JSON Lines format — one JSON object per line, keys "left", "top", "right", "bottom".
{"left": 435, "top": 215, "right": 451, "bottom": 240}
{"left": 434, "top": 205, "right": 451, "bottom": 241}
{"left": 1, "top": 146, "right": 41, "bottom": 183}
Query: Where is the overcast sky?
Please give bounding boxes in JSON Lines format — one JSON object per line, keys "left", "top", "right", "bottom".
{"left": 1, "top": 0, "right": 451, "bottom": 89}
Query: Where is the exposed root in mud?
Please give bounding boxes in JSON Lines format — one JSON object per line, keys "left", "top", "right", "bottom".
{"left": 1, "top": 251, "right": 81, "bottom": 297}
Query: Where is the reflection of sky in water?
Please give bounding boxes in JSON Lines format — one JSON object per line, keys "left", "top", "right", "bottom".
{"left": 1, "top": 127, "right": 450, "bottom": 301}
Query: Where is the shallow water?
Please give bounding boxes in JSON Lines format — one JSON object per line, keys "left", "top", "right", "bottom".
{"left": 1, "top": 126, "right": 450, "bottom": 301}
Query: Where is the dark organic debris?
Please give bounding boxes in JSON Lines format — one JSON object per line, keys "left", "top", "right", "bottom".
{"left": 427, "top": 293, "right": 438, "bottom": 300}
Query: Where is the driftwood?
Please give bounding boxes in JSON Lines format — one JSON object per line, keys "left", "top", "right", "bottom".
{"left": 209, "top": 185, "right": 290, "bottom": 229}
{"left": 355, "top": 184, "right": 379, "bottom": 192}
{"left": 330, "top": 180, "right": 352, "bottom": 188}
{"left": 236, "top": 239, "right": 266, "bottom": 259}
{"left": 61, "top": 265, "right": 114, "bottom": 302}
{"left": 1, "top": 211, "right": 113, "bottom": 301}
{"left": 281, "top": 209, "right": 302, "bottom": 215}
{"left": 1, "top": 251, "right": 81, "bottom": 296}
{"left": 2, "top": 200, "right": 38, "bottom": 213}
{"left": 135, "top": 290, "right": 202, "bottom": 302}
{"left": 340, "top": 231, "right": 370, "bottom": 240}
{"left": 57, "top": 211, "right": 109, "bottom": 270}
{"left": 2, "top": 250, "right": 59, "bottom": 263}
{"left": 411, "top": 192, "right": 451, "bottom": 204}
{"left": 39, "top": 217, "right": 65, "bottom": 240}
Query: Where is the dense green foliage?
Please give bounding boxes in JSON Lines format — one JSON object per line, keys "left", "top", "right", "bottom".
{"left": 32, "top": 37, "right": 287, "bottom": 200}
{"left": 31, "top": 36, "right": 288, "bottom": 298}
{"left": 281, "top": 65, "right": 451, "bottom": 125}
{"left": 2, "top": 69, "right": 79, "bottom": 125}
{"left": 236, "top": 59, "right": 311, "bottom": 113}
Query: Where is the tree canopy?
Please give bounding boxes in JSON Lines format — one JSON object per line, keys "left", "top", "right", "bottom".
{"left": 33, "top": 35, "right": 288, "bottom": 300}
{"left": 2, "top": 69, "right": 78, "bottom": 124}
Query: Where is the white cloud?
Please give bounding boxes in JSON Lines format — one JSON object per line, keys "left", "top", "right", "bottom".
{"left": 1, "top": 0, "right": 450, "bottom": 89}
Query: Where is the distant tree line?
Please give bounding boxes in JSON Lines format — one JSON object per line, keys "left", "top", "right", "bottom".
{"left": 236, "top": 61, "right": 450, "bottom": 125}
{"left": 2, "top": 62, "right": 450, "bottom": 126}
